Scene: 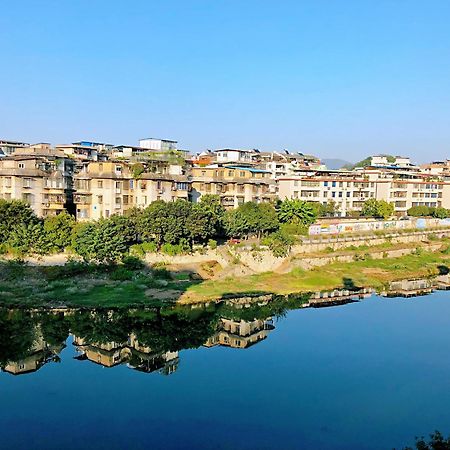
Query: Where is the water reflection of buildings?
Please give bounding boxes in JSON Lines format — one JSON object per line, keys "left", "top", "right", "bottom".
{"left": 381, "top": 279, "right": 433, "bottom": 298}
{"left": 204, "top": 318, "right": 275, "bottom": 349}
{"left": 309, "top": 288, "right": 372, "bottom": 307}
{"left": 73, "top": 334, "right": 179, "bottom": 375}
{"left": 3, "top": 336, "right": 65, "bottom": 376}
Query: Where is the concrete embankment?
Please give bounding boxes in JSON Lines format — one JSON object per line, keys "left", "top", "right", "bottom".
{"left": 19, "top": 228, "right": 450, "bottom": 279}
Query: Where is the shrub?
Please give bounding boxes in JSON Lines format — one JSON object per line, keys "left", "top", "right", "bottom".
{"left": 152, "top": 267, "right": 172, "bottom": 280}
{"left": 265, "top": 230, "right": 295, "bottom": 257}
{"left": 110, "top": 267, "right": 133, "bottom": 281}
{"left": 122, "top": 256, "right": 145, "bottom": 271}
{"left": 141, "top": 241, "right": 158, "bottom": 253}
{"left": 208, "top": 239, "right": 218, "bottom": 250}
{"left": 130, "top": 244, "right": 145, "bottom": 257}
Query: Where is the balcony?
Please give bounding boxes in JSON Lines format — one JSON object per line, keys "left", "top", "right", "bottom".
{"left": 74, "top": 195, "right": 92, "bottom": 205}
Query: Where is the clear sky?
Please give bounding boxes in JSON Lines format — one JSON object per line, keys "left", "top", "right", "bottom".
{"left": 1, "top": 0, "right": 450, "bottom": 162}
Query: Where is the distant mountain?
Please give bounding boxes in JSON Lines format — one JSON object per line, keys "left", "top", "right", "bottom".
{"left": 322, "top": 158, "right": 352, "bottom": 170}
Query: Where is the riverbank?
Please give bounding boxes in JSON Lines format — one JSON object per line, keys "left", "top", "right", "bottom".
{"left": 178, "top": 249, "right": 450, "bottom": 303}
{"left": 1, "top": 246, "right": 450, "bottom": 308}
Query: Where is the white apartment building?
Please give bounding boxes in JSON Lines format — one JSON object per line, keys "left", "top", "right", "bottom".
{"left": 139, "top": 138, "right": 178, "bottom": 151}
{"left": 278, "top": 169, "right": 450, "bottom": 216}
{"left": 214, "top": 148, "right": 256, "bottom": 164}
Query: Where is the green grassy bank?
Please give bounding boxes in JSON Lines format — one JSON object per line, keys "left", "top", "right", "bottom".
{"left": 1, "top": 249, "right": 449, "bottom": 308}
{"left": 179, "top": 249, "right": 450, "bottom": 303}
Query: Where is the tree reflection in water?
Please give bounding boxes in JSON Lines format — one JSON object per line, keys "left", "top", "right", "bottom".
{"left": 0, "top": 293, "right": 309, "bottom": 376}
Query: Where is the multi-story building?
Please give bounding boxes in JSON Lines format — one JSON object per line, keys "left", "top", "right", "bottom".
{"left": 0, "top": 139, "right": 30, "bottom": 157}
{"left": 139, "top": 138, "right": 178, "bottom": 152}
{"left": 0, "top": 144, "right": 75, "bottom": 216}
{"left": 74, "top": 160, "right": 190, "bottom": 220}
{"left": 258, "top": 150, "right": 324, "bottom": 179}
{"left": 213, "top": 148, "right": 256, "bottom": 164}
{"left": 190, "top": 165, "right": 276, "bottom": 208}
{"left": 278, "top": 167, "right": 450, "bottom": 216}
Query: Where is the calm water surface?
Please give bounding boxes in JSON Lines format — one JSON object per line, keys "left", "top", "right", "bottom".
{"left": 1, "top": 291, "right": 449, "bottom": 450}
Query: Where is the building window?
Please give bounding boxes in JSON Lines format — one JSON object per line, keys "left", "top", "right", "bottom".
{"left": 97, "top": 180, "right": 103, "bottom": 188}
{"left": 115, "top": 165, "right": 122, "bottom": 173}
{"left": 332, "top": 192, "right": 336, "bottom": 198}
{"left": 324, "top": 181, "right": 328, "bottom": 187}
{"left": 18, "top": 163, "right": 25, "bottom": 169}
{"left": 129, "top": 180, "right": 134, "bottom": 189}
{"left": 332, "top": 181, "right": 336, "bottom": 187}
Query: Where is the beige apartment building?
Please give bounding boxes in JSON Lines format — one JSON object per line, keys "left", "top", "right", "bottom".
{"left": 74, "top": 161, "right": 190, "bottom": 220}
{"left": 190, "top": 165, "right": 276, "bottom": 208}
{"left": 0, "top": 144, "right": 74, "bottom": 217}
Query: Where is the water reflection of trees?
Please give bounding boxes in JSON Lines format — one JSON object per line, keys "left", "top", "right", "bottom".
{"left": 0, "top": 294, "right": 309, "bottom": 376}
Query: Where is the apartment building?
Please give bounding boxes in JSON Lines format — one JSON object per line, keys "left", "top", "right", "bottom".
{"left": 214, "top": 148, "right": 256, "bottom": 164}
{"left": 74, "top": 161, "right": 190, "bottom": 220}
{"left": 278, "top": 168, "right": 450, "bottom": 216}
{"left": 0, "top": 139, "right": 30, "bottom": 157}
{"left": 0, "top": 144, "right": 74, "bottom": 216}
{"left": 258, "top": 151, "right": 324, "bottom": 179}
{"left": 190, "top": 165, "right": 276, "bottom": 208}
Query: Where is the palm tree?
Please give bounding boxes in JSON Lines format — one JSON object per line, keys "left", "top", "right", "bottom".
{"left": 277, "top": 199, "right": 317, "bottom": 225}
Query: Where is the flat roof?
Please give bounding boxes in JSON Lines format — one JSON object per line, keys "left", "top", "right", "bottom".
{"left": 139, "top": 138, "right": 178, "bottom": 143}
{"left": 226, "top": 166, "right": 270, "bottom": 173}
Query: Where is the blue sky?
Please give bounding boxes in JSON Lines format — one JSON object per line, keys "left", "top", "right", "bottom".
{"left": 1, "top": 0, "right": 450, "bottom": 162}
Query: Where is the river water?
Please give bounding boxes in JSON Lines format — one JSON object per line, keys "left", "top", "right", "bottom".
{"left": 1, "top": 290, "right": 449, "bottom": 450}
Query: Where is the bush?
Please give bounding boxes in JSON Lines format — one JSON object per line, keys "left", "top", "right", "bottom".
{"left": 122, "top": 256, "right": 145, "bottom": 271}
{"left": 208, "top": 239, "right": 218, "bottom": 250}
{"left": 152, "top": 267, "right": 172, "bottom": 280}
{"left": 141, "top": 241, "right": 158, "bottom": 253}
{"left": 110, "top": 267, "right": 134, "bottom": 281}
{"left": 161, "top": 240, "right": 190, "bottom": 256}
{"left": 265, "top": 230, "right": 295, "bottom": 257}
{"left": 130, "top": 244, "right": 145, "bottom": 257}
{"left": 43, "top": 261, "right": 91, "bottom": 281}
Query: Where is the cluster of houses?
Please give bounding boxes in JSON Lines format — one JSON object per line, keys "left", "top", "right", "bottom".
{"left": 1, "top": 136, "right": 450, "bottom": 220}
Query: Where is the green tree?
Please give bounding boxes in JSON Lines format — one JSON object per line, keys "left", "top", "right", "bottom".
{"left": 407, "top": 205, "right": 431, "bottom": 217}
{"left": 198, "top": 194, "right": 225, "bottom": 236}
{"left": 224, "top": 202, "right": 279, "bottom": 238}
{"left": 431, "top": 207, "right": 449, "bottom": 219}
{"left": 0, "top": 199, "right": 38, "bottom": 244}
{"left": 8, "top": 221, "right": 50, "bottom": 255}
{"left": 139, "top": 200, "right": 195, "bottom": 247}
{"left": 361, "top": 198, "right": 394, "bottom": 219}
{"left": 43, "top": 211, "right": 76, "bottom": 252}
{"left": 317, "top": 201, "right": 339, "bottom": 218}
{"left": 277, "top": 199, "right": 318, "bottom": 225}
{"left": 72, "top": 215, "right": 135, "bottom": 263}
